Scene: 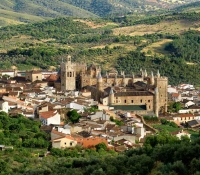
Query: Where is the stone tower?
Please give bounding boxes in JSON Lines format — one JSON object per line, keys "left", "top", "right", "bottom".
{"left": 96, "top": 72, "right": 103, "bottom": 101}
{"left": 61, "top": 55, "right": 76, "bottom": 91}
{"left": 150, "top": 71, "right": 154, "bottom": 85}
{"left": 154, "top": 87, "right": 159, "bottom": 117}
{"left": 109, "top": 88, "right": 114, "bottom": 105}
{"left": 154, "top": 70, "right": 168, "bottom": 114}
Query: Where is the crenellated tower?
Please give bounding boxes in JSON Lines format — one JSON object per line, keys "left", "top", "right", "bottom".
{"left": 154, "top": 70, "right": 168, "bottom": 114}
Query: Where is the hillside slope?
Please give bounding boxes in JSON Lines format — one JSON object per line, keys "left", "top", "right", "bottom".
{"left": 0, "top": 0, "right": 200, "bottom": 26}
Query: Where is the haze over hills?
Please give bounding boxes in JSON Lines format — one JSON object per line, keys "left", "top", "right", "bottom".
{"left": 0, "top": 0, "right": 200, "bottom": 26}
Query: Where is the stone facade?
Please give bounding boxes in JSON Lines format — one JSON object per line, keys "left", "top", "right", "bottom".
{"left": 59, "top": 55, "right": 168, "bottom": 116}
{"left": 25, "top": 70, "right": 42, "bottom": 82}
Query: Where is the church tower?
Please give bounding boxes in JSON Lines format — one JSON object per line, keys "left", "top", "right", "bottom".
{"left": 96, "top": 72, "right": 103, "bottom": 101}
{"left": 61, "top": 55, "right": 76, "bottom": 91}
{"left": 154, "top": 87, "right": 159, "bottom": 117}
{"left": 109, "top": 88, "right": 114, "bottom": 105}
{"left": 154, "top": 70, "right": 168, "bottom": 114}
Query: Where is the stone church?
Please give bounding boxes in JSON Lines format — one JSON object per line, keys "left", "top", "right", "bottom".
{"left": 57, "top": 55, "right": 168, "bottom": 116}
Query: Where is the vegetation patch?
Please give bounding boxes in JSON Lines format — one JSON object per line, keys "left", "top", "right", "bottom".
{"left": 142, "top": 39, "right": 173, "bottom": 55}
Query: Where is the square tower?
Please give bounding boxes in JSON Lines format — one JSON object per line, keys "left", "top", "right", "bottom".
{"left": 154, "top": 73, "right": 168, "bottom": 113}
{"left": 61, "top": 55, "right": 76, "bottom": 91}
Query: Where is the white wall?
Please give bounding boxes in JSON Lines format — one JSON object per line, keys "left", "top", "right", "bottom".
{"left": 47, "top": 113, "right": 61, "bottom": 125}
{"left": 1, "top": 102, "right": 8, "bottom": 113}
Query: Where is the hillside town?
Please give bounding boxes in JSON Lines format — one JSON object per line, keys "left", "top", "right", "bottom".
{"left": 0, "top": 55, "right": 198, "bottom": 152}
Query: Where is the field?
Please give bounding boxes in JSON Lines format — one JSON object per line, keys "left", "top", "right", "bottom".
{"left": 112, "top": 20, "right": 200, "bottom": 36}
{"left": 153, "top": 124, "right": 181, "bottom": 132}
{"left": 142, "top": 39, "right": 173, "bottom": 55}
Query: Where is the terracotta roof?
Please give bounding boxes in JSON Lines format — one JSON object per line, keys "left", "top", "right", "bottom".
{"left": 172, "top": 93, "right": 179, "bottom": 97}
{"left": 174, "top": 113, "right": 194, "bottom": 118}
{"left": 78, "top": 137, "right": 108, "bottom": 148}
{"left": 46, "top": 74, "right": 58, "bottom": 81}
{"left": 40, "top": 110, "right": 58, "bottom": 119}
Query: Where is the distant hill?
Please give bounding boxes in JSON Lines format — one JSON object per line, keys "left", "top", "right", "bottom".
{"left": 0, "top": 0, "right": 200, "bottom": 27}
{"left": 172, "top": 1, "right": 200, "bottom": 12}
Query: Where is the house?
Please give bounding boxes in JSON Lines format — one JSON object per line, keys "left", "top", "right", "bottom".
{"left": 167, "top": 86, "right": 177, "bottom": 94}
{"left": 171, "top": 93, "right": 181, "bottom": 102}
{"left": 65, "top": 102, "right": 85, "bottom": 112}
{"left": 187, "top": 105, "right": 200, "bottom": 114}
{"left": 173, "top": 113, "right": 195, "bottom": 123}
{"left": 51, "top": 134, "right": 108, "bottom": 149}
{"left": 187, "top": 120, "right": 200, "bottom": 128}
{"left": 39, "top": 110, "right": 61, "bottom": 125}
{"left": 178, "top": 84, "right": 194, "bottom": 90}
{"left": 171, "top": 130, "right": 190, "bottom": 139}
{"left": 25, "top": 70, "right": 42, "bottom": 82}
{"left": 89, "top": 111, "right": 110, "bottom": 121}
{"left": 51, "top": 129, "right": 66, "bottom": 140}
{"left": 185, "top": 101, "right": 195, "bottom": 108}
{"left": 52, "top": 135, "right": 78, "bottom": 149}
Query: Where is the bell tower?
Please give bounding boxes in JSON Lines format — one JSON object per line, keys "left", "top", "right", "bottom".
{"left": 61, "top": 55, "right": 76, "bottom": 91}
{"left": 154, "top": 70, "right": 168, "bottom": 114}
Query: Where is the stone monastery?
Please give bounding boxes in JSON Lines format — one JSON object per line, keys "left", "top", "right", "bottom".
{"left": 55, "top": 55, "right": 168, "bottom": 116}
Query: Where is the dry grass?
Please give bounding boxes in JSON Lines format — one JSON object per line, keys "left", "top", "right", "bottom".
{"left": 113, "top": 20, "right": 199, "bottom": 36}
{"left": 74, "top": 19, "right": 117, "bottom": 28}
{"left": 142, "top": 39, "right": 173, "bottom": 55}
{"left": 0, "top": 35, "right": 42, "bottom": 53}
{"left": 186, "top": 62, "right": 197, "bottom": 65}
{"left": 91, "top": 43, "right": 136, "bottom": 51}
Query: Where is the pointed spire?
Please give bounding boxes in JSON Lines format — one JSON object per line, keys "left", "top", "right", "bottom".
{"left": 151, "top": 71, "right": 154, "bottom": 78}
{"left": 97, "top": 72, "right": 102, "bottom": 79}
{"left": 144, "top": 69, "right": 147, "bottom": 77}
{"left": 109, "top": 88, "right": 114, "bottom": 95}
{"left": 157, "top": 69, "right": 160, "bottom": 78}
{"left": 132, "top": 72, "right": 134, "bottom": 79}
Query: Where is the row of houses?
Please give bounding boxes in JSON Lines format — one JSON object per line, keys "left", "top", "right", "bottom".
{"left": 0, "top": 74, "right": 150, "bottom": 151}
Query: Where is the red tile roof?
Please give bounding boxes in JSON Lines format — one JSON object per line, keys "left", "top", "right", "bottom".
{"left": 40, "top": 110, "right": 58, "bottom": 119}
{"left": 175, "top": 113, "right": 194, "bottom": 118}
{"left": 46, "top": 74, "right": 58, "bottom": 81}
{"left": 172, "top": 93, "right": 180, "bottom": 97}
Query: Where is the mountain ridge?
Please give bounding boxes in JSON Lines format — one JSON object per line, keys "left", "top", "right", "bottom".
{"left": 0, "top": 0, "right": 200, "bottom": 27}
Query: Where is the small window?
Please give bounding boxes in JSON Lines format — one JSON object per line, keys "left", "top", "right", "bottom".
{"left": 140, "top": 99, "right": 142, "bottom": 103}
{"left": 148, "top": 100, "right": 150, "bottom": 102}
{"left": 131, "top": 100, "right": 134, "bottom": 103}
{"left": 65, "top": 142, "right": 66, "bottom": 145}
{"left": 70, "top": 142, "right": 72, "bottom": 146}
{"left": 70, "top": 72, "right": 72, "bottom": 77}
{"left": 124, "top": 100, "right": 126, "bottom": 103}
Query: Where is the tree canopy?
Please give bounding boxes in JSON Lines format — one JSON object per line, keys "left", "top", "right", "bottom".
{"left": 67, "top": 110, "right": 81, "bottom": 124}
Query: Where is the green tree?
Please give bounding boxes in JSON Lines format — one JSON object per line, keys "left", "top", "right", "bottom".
{"left": 95, "top": 142, "right": 107, "bottom": 151}
{"left": 67, "top": 110, "right": 81, "bottom": 124}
